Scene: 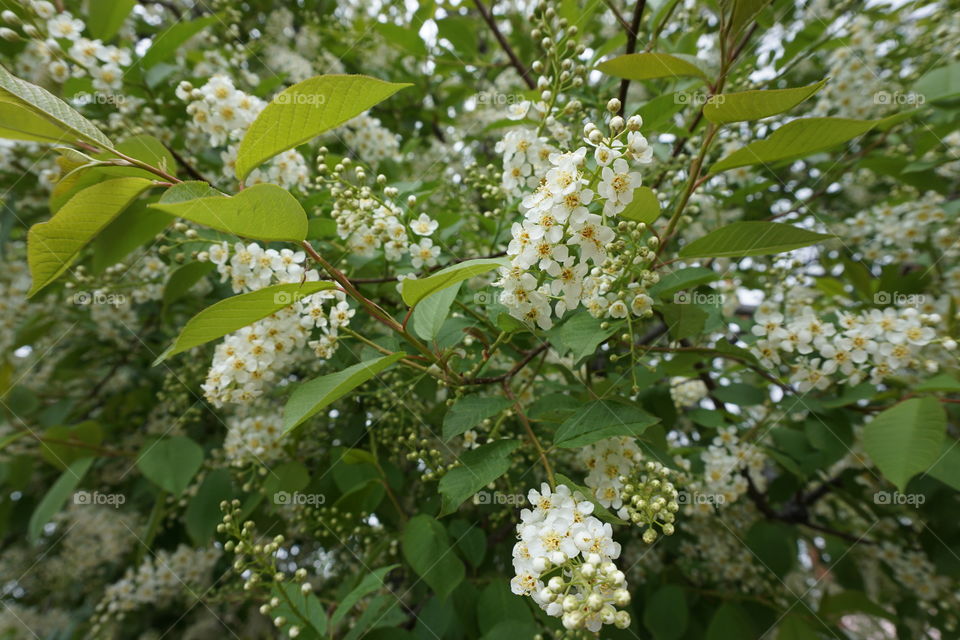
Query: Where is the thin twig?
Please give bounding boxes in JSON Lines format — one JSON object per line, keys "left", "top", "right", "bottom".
{"left": 474, "top": 0, "right": 535, "bottom": 89}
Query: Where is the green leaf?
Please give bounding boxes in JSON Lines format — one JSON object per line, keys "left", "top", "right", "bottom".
{"left": 283, "top": 353, "right": 406, "bottom": 434}
{"left": 138, "top": 15, "right": 220, "bottom": 69}
{"left": 703, "top": 80, "right": 826, "bottom": 124}
{"left": 818, "top": 590, "right": 893, "bottom": 622}
{"left": 547, "top": 312, "right": 615, "bottom": 362}
{"left": 914, "top": 62, "right": 960, "bottom": 102}
{"left": 86, "top": 0, "right": 136, "bottom": 41}
{"left": 98, "top": 134, "right": 177, "bottom": 180}
{"left": 28, "top": 457, "right": 94, "bottom": 543}
{"left": 553, "top": 400, "right": 659, "bottom": 448}
{"left": 271, "top": 582, "right": 328, "bottom": 638}
{"left": 597, "top": 52, "right": 707, "bottom": 81}
{"left": 438, "top": 439, "right": 520, "bottom": 516}
{"left": 442, "top": 396, "right": 513, "bottom": 441}
{"left": 776, "top": 615, "right": 820, "bottom": 640}
{"left": 91, "top": 200, "right": 173, "bottom": 274}
{"left": 331, "top": 565, "right": 400, "bottom": 628}
{"left": 148, "top": 183, "right": 308, "bottom": 242}
{"left": 916, "top": 373, "right": 960, "bottom": 393}
{"left": 136, "top": 436, "right": 204, "bottom": 495}
{"left": 679, "top": 221, "right": 831, "bottom": 258}
{"left": 0, "top": 101, "right": 80, "bottom": 144}
{"left": 185, "top": 469, "right": 233, "bottom": 545}
{"left": 236, "top": 75, "right": 412, "bottom": 181}
{"left": 928, "top": 440, "right": 960, "bottom": 491}
{"left": 40, "top": 421, "right": 102, "bottom": 470}
{"left": 745, "top": 521, "right": 796, "bottom": 578}
{"left": 706, "top": 603, "right": 757, "bottom": 640}
{"left": 863, "top": 397, "right": 946, "bottom": 491}
{"left": 554, "top": 473, "right": 628, "bottom": 525}
{"left": 710, "top": 117, "right": 885, "bottom": 173}
{"left": 619, "top": 186, "right": 661, "bottom": 224}
{"left": 726, "top": 0, "right": 771, "bottom": 41}
{"left": 401, "top": 257, "right": 507, "bottom": 307}
{"left": 657, "top": 302, "right": 708, "bottom": 341}
{"left": 28, "top": 177, "right": 154, "bottom": 296}
{"left": 162, "top": 261, "right": 215, "bottom": 306}
{"left": 0, "top": 64, "right": 113, "bottom": 148}
{"left": 402, "top": 514, "right": 465, "bottom": 600}
{"left": 412, "top": 282, "right": 461, "bottom": 341}
{"left": 643, "top": 585, "right": 688, "bottom": 640}
{"left": 158, "top": 282, "right": 336, "bottom": 362}
{"left": 648, "top": 266, "right": 720, "bottom": 299}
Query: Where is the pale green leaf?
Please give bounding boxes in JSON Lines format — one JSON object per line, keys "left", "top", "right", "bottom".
{"left": 914, "top": 62, "right": 960, "bottom": 102}
{"left": 136, "top": 436, "right": 204, "bottom": 495}
{"left": 86, "top": 0, "right": 136, "bottom": 41}
{"left": 139, "top": 15, "right": 220, "bottom": 69}
{"left": 148, "top": 183, "right": 308, "bottom": 242}
{"left": 553, "top": 401, "right": 659, "bottom": 448}
{"left": 162, "top": 261, "right": 216, "bottom": 306}
{"left": 442, "top": 396, "right": 513, "bottom": 441}
{"left": 28, "top": 177, "right": 154, "bottom": 296}
{"left": 412, "top": 282, "right": 461, "bottom": 341}
{"left": 597, "top": 52, "right": 707, "bottom": 81}
{"left": 158, "top": 281, "right": 337, "bottom": 362}
{"left": 679, "top": 221, "right": 831, "bottom": 258}
{"left": 283, "top": 353, "right": 406, "bottom": 434}
{"left": 710, "top": 117, "right": 884, "bottom": 173}
{"left": 863, "top": 397, "right": 946, "bottom": 491}
{"left": 401, "top": 257, "right": 507, "bottom": 307}
{"left": 28, "top": 457, "right": 94, "bottom": 543}
{"left": 235, "top": 75, "right": 412, "bottom": 181}
{"left": 0, "top": 64, "right": 112, "bottom": 148}
{"left": 703, "top": 80, "right": 826, "bottom": 124}
{"left": 619, "top": 186, "right": 661, "bottom": 224}
{"left": 439, "top": 439, "right": 519, "bottom": 516}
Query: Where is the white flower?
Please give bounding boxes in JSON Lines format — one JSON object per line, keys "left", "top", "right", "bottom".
{"left": 506, "top": 100, "right": 531, "bottom": 120}
{"left": 410, "top": 238, "right": 440, "bottom": 269}
{"left": 410, "top": 213, "right": 438, "bottom": 236}
{"left": 47, "top": 13, "right": 85, "bottom": 40}
{"left": 599, "top": 158, "right": 642, "bottom": 216}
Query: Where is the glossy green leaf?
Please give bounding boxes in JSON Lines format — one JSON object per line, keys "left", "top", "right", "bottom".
{"left": 619, "top": 186, "right": 661, "bottom": 224}
{"left": 597, "top": 52, "right": 707, "bottom": 81}
{"left": 158, "top": 281, "right": 337, "bottom": 362}
{"left": 283, "top": 353, "right": 406, "bottom": 433}
{"left": 412, "top": 282, "right": 461, "bottom": 341}
{"left": 28, "top": 177, "right": 154, "bottom": 296}
{"left": 679, "top": 221, "right": 831, "bottom": 258}
{"left": 703, "top": 80, "right": 826, "bottom": 124}
{"left": 438, "top": 439, "right": 519, "bottom": 516}
{"left": 401, "top": 257, "right": 507, "bottom": 307}
{"left": 148, "top": 183, "right": 308, "bottom": 241}
{"left": 236, "top": 75, "right": 412, "bottom": 181}
{"left": 863, "top": 397, "right": 946, "bottom": 490}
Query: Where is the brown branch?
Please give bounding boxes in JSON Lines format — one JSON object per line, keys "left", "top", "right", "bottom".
{"left": 474, "top": 0, "right": 535, "bottom": 89}
{"left": 462, "top": 342, "right": 549, "bottom": 385}
{"left": 617, "top": 0, "right": 648, "bottom": 114}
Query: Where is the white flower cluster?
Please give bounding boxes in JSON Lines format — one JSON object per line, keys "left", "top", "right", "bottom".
{"left": 340, "top": 114, "right": 402, "bottom": 166}
{"left": 751, "top": 302, "right": 940, "bottom": 389}
{"left": 178, "top": 75, "right": 309, "bottom": 189}
{"left": 199, "top": 242, "right": 351, "bottom": 407}
{"left": 223, "top": 412, "right": 285, "bottom": 466}
{"left": 870, "top": 542, "right": 957, "bottom": 606}
{"left": 577, "top": 436, "right": 641, "bottom": 510}
{"left": 511, "top": 484, "right": 631, "bottom": 632}
{"left": 843, "top": 191, "right": 955, "bottom": 263}
{"left": 495, "top": 115, "right": 656, "bottom": 329}
{"left": 810, "top": 16, "right": 888, "bottom": 119}
{"left": 696, "top": 426, "right": 765, "bottom": 510}
{"left": 96, "top": 545, "right": 221, "bottom": 617}
{"left": 329, "top": 181, "right": 441, "bottom": 269}
{"left": 670, "top": 376, "right": 709, "bottom": 407}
